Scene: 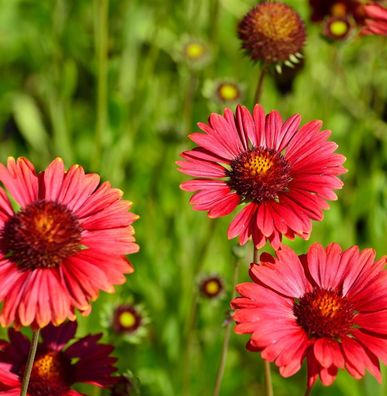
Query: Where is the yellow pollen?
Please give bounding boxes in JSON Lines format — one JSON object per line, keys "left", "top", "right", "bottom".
{"left": 185, "top": 43, "right": 205, "bottom": 60}
{"left": 119, "top": 311, "right": 136, "bottom": 328}
{"left": 33, "top": 352, "right": 60, "bottom": 380}
{"left": 313, "top": 295, "right": 341, "bottom": 318}
{"left": 256, "top": 9, "right": 298, "bottom": 40}
{"left": 244, "top": 154, "right": 273, "bottom": 176}
{"left": 330, "top": 20, "right": 348, "bottom": 36}
{"left": 331, "top": 3, "right": 347, "bottom": 17}
{"left": 205, "top": 280, "right": 220, "bottom": 295}
{"left": 218, "top": 84, "right": 239, "bottom": 101}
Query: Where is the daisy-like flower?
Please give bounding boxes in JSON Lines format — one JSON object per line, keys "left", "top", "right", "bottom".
{"left": 0, "top": 321, "right": 117, "bottom": 395}
{"left": 0, "top": 157, "right": 139, "bottom": 329}
{"left": 238, "top": 2, "right": 306, "bottom": 68}
{"left": 177, "top": 105, "right": 346, "bottom": 249}
{"left": 361, "top": 3, "right": 387, "bottom": 36}
{"left": 231, "top": 243, "right": 387, "bottom": 389}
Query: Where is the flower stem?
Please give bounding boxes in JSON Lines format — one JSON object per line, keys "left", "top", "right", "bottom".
{"left": 212, "top": 258, "right": 241, "bottom": 396}
{"left": 254, "top": 246, "right": 273, "bottom": 396}
{"left": 20, "top": 329, "right": 40, "bottom": 396}
{"left": 254, "top": 64, "right": 267, "bottom": 105}
{"left": 93, "top": 0, "right": 109, "bottom": 170}
{"left": 303, "top": 385, "right": 314, "bottom": 396}
{"left": 182, "top": 220, "right": 218, "bottom": 395}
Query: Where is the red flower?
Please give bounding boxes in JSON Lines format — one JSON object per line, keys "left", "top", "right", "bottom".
{"left": 0, "top": 321, "right": 116, "bottom": 395}
{"left": 361, "top": 3, "right": 387, "bottom": 36}
{"left": 231, "top": 243, "right": 387, "bottom": 388}
{"left": 177, "top": 105, "right": 346, "bottom": 249}
{"left": 0, "top": 157, "right": 139, "bottom": 329}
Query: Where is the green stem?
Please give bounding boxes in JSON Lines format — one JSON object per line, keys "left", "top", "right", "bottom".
{"left": 182, "top": 220, "right": 218, "bottom": 395}
{"left": 212, "top": 258, "right": 241, "bottom": 396}
{"left": 93, "top": 0, "right": 109, "bottom": 170}
{"left": 20, "top": 329, "right": 40, "bottom": 396}
{"left": 254, "top": 246, "right": 273, "bottom": 396}
{"left": 254, "top": 64, "right": 267, "bottom": 105}
{"left": 303, "top": 385, "right": 314, "bottom": 396}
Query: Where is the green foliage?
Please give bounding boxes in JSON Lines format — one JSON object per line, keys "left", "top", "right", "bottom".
{"left": 0, "top": 0, "right": 385, "bottom": 395}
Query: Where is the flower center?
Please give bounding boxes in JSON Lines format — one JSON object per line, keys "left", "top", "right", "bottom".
{"left": 200, "top": 277, "right": 223, "bottom": 298}
{"left": 113, "top": 305, "right": 141, "bottom": 333}
{"left": 227, "top": 147, "right": 291, "bottom": 203}
{"left": 1, "top": 200, "right": 82, "bottom": 271}
{"left": 254, "top": 3, "right": 300, "bottom": 41}
{"left": 184, "top": 42, "right": 205, "bottom": 60}
{"left": 27, "top": 351, "right": 74, "bottom": 395}
{"left": 293, "top": 289, "right": 355, "bottom": 339}
{"left": 119, "top": 312, "right": 136, "bottom": 328}
{"left": 217, "top": 83, "right": 240, "bottom": 102}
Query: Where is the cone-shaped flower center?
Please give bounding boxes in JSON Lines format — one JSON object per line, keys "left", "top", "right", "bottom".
{"left": 28, "top": 351, "right": 73, "bottom": 395}
{"left": 293, "top": 288, "right": 355, "bottom": 339}
{"left": 113, "top": 305, "right": 142, "bottom": 333}
{"left": 227, "top": 147, "right": 291, "bottom": 203}
{"left": 2, "top": 200, "right": 82, "bottom": 271}
{"left": 254, "top": 4, "right": 300, "bottom": 40}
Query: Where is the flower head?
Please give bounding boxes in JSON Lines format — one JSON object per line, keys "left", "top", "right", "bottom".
{"left": 361, "top": 3, "right": 387, "bottom": 36}
{"left": 0, "top": 157, "right": 139, "bottom": 329}
{"left": 323, "top": 16, "right": 352, "bottom": 40}
{"left": 238, "top": 2, "right": 306, "bottom": 66}
{"left": 0, "top": 321, "right": 117, "bottom": 395}
{"left": 177, "top": 105, "right": 346, "bottom": 249}
{"left": 231, "top": 243, "right": 387, "bottom": 388}
{"left": 199, "top": 275, "right": 225, "bottom": 299}
{"left": 180, "top": 39, "right": 210, "bottom": 69}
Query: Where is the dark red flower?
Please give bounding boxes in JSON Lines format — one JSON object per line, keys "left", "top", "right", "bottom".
{"left": 0, "top": 321, "right": 117, "bottom": 395}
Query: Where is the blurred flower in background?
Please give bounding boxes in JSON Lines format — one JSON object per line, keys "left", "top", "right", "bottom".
{"left": 0, "top": 157, "right": 139, "bottom": 329}
{"left": 110, "top": 372, "right": 140, "bottom": 396}
{"left": 0, "top": 321, "right": 117, "bottom": 395}
{"left": 232, "top": 243, "right": 387, "bottom": 390}
{"left": 238, "top": 2, "right": 305, "bottom": 72}
{"left": 102, "top": 299, "right": 149, "bottom": 344}
{"left": 178, "top": 105, "right": 346, "bottom": 249}
{"left": 199, "top": 274, "right": 225, "bottom": 300}
{"left": 323, "top": 16, "right": 353, "bottom": 40}
{"left": 203, "top": 79, "right": 244, "bottom": 107}
{"left": 180, "top": 38, "right": 211, "bottom": 69}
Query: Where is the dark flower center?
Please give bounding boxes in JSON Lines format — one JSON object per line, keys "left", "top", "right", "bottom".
{"left": 200, "top": 277, "right": 223, "bottom": 298}
{"left": 226, "top": 147, "right": 291, "bottom": 203}
{"left": 293, "top": 288, "right": 355, "bottom": 339}
{"left": 113, "top": 305, "right": 142, "bottom": 334}
{"left": 27, "top": 351, "right": 74, "bottom": 396}
{"left": 1, "top": 200, "right": 82, "bottom": 271}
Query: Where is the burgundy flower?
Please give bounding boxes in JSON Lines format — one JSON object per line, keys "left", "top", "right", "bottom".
{"left": 0, "top": 321, "right": 117, "bottom": 395}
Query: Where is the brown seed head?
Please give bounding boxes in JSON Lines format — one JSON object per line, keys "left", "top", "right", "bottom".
{"left": 238, "top": 2, "right": 306, "bottom": 64}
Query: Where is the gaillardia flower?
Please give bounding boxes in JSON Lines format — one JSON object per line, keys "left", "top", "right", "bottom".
{"left": 238, "top": 2, "right": 306, "bottom": 67}
{"left": 323, "top": 16, "right": 352, "bottom": 40}
{"left": 0, "top": 321, "right": 117, "bottom": 395}
{"left": 0, "top": 157, "right": 139, "bottom": 329}
{"left": 231, "top": 243, "right": 387, "bottom": 388}
{"left": 177, "top": 105, "right": 346, "bottom": 249}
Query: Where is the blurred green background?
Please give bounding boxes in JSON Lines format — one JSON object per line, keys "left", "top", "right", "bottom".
{"left": 0, "top": 0, "right": 386, "bottom": 395}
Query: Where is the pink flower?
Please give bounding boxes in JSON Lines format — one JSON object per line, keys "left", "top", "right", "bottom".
{"left": 361, "top": 3, "right": 387, "bottom": 36}
{"left": 231, "top": 243, "right": 387, "bottom": 388}
{"left": 0, "top": 321, "right": 117, "bottom": 395}
{"left": 0, "top": 157, "right": 139, "bottom": 329}
{"left": 177, "top": 105, "right": 346, "bottom": 249}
